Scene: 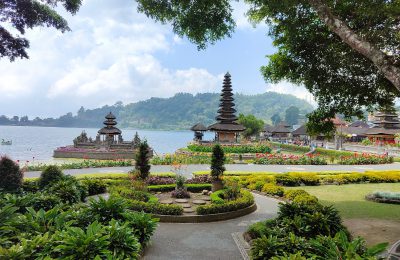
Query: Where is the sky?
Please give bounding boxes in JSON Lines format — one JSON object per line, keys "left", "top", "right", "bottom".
{"left": 0, "top": 0, "right": 313, "bottom": 118}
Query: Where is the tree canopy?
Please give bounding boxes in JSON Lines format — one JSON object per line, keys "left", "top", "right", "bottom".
{"left": 0, "top": 0, "right": 82, "bottom": 61}
{"left": 285, "top": 106, "right": 300, "bottom": 126}
{"left": 238, "top": 113, "right": 264, "bottom": 139}
{"left": 135, "top": 0, "right": 400, "bottom": 132}
{"left": 271, "top": 113, "right": 281, "bottom": 126}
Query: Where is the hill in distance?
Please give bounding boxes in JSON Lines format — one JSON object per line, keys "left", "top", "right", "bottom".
{"left": 0, "top": 92, "right": 314, "bottom": 130}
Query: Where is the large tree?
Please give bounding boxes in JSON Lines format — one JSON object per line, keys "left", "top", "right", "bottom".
{"left": 0, "top": 0, "right": 82, "bottom": 61}
{"left": 238, "top": 113, "right": 264, "bottom": 139}
{"left": 285, "top": 106, "right": 300, "bottom": 126}
{"left": 135, "top": 0, "right": 400, "bottom": 132}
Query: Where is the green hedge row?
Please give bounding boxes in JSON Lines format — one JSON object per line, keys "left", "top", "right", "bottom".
{"left": 196, "top": 190, "right": 254, "bottom": 215}
{"left": 187, "top": 144, "right": 272, "bottom": 154}
{"left": 127, "top": 200, "right": 183, "bottom": 215}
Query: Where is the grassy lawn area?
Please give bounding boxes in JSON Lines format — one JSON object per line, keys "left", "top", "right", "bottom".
{"left": 286, "top": 183, "right": 400, "bottom": 220}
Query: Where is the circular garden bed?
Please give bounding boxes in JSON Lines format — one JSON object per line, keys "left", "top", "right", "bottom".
{"left": 111, "top": 183, "right": 256, "bottom": 223}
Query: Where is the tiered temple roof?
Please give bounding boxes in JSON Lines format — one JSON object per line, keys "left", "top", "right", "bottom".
{"left": 208, "top": 73, "right": 245, "bottom": 132}
{"left": 98, "top": 112, "right": 122, "bottom": 135}
{"left": 366, "top": 110, "right": 400, "bottom": 136}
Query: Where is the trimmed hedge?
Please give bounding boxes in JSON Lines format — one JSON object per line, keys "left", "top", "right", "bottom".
{"left": 128, "top": 200, "right": 183, "bottom": 215}
{"left": 196, "top": 190, "right": 254, "bottom": 215}
{"left": 187, "top": 144, "right": 272, "bottom": 154}
{"left": 193, "top": 171, "right": 277, "bottom": 177}
{"left": 147, "top": 184, "right": 212, "bottom": 192}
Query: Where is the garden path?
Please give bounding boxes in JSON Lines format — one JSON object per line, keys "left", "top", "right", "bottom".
{"left": 142, "top": 193, "right": 280, "bottom": 260}
{"left": 24, "top": 163, "right": 400, "bottom": 178}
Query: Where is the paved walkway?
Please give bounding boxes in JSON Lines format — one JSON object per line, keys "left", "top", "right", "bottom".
{"left": 143, "top": 193, "right": 280, "bottom": 260}
{"left": 25, "top": 163, "right": 400, "bottom": 178}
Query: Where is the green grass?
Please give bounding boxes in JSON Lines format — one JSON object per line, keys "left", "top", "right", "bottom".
{"left": 286, "top": 183, "right": 400, "bottom": 220}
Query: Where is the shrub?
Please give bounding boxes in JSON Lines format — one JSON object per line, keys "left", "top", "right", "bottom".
{"left": 47, "top": 176, "right": 88, "bottom": 204}
{"left": 51, "top": 221, "right": 111, "bottom": 259}
{"left": 135, "top": 140, "right": 151, "bottom": 180}
{"left": 22, "top": 179, "right": 39, "bottom": 192}
{"left": 112, "top": 187, "right": 152, "bottom": 202}
{"left": 25, "top": 193, "right": 62, "bottom": 211}
{"left": 146, "top": 176, "right": 175, "bottom": 185}
{"left": 288, "top": 172, "right": 320, "bottom": 186}
{"left": 121, "top": 211, "right": 158, "bottom": 246}
{"left": 107, "top": 219, "right": 141, "bottom": 259}
{"left": 171, "top": 188, "right": 191, "bottom": 198}
{"left": 0, "top": 156, "right": 23, "bottom": 192}
{"left": 210, "top": 190, "right": 225, "bottom": 204}
{"left": 38, "top": 165, "right": 64, "bottom": 188}
{"left": 128, "top": 200, "right": 183, "bottom": 215}
{"left": 85, "top": 196, "right": 130, "bottom": 223}
{"left": 196, "top": 190, "right": 254, "bottom": 215}
{"left": 284, "top": 189, "right": 310, "bottom": 200}
{"left": 80, "top": 178, "right": 107, "bottom": 196}
{"left": 175, "top": 175, "right": 186, "bottom": 189}
{"left": 187, "top": 144, "right": 272, "bottom": 153}
{"left": 261, "top": 183, "right": 284, "bottom": 196}
{"left": 185, "top": 175, "right": 212, "bottom": 184}
{"left": 275, "top": 174, "right": 300, "bottom": 186}
{"left": 210, "top": 144, "right": 225, "bottom": 181}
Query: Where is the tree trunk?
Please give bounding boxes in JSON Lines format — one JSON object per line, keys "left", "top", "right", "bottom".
{"left": 308, "top": 0, "right": 400, "bottom": 92}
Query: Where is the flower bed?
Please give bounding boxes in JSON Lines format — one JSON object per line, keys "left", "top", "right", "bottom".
{"left": 187, "top": 144, "right": 272, "bottom": 154}
{"left": 338, "top": 153, "right": 393, "bottom": 165}
{"left": 150, "top": 154, "right": 233, "bottom": 165}
{"left": 25, "top": 159, "right": 134, "bottom": 171}
{"left": 271, "top": 142, "right": 355, "bottom": 158}
{"left": 253, "top": 154, "right": 327, "bottom": 165}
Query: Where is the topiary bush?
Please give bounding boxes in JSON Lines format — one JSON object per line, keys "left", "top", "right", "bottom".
{"left": 39, "top": 165, "right": 64, "bottom": 188}
{"left": 261, "top": 183, "right": 284, "bottom": 196}
{"left": 0, "top": 156, "right": 23, "bottom": 192}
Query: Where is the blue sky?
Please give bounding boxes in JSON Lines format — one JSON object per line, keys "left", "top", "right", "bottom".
{"left": 0, "top": 0, "right": 312, "bottom": 118}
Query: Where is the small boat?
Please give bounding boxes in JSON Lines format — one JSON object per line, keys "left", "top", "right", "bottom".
{"left": 1, "top": 139, "right": 12, "bottom": 145}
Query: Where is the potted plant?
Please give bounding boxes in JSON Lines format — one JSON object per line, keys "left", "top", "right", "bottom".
{"left": 210, "top": 144, "right": 225, "bottom": 192}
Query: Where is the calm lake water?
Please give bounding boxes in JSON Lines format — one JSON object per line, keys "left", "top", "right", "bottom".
{"left": 0, "top": 125, "right": 213, "bottom": 162}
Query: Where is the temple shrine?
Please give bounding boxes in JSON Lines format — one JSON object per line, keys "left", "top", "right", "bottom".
{"left": 191, "top": 73, "right": 245, "bottom": 143}
{"left": 365, "top": 109, "right": 400, "bottom": 144}
{"left": 54, "top": 112, "right": 150, "bottom": 159}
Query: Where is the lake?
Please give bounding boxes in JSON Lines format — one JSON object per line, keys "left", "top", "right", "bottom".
{"left": 0, "top": 125, "right": 213, "bottom": 162}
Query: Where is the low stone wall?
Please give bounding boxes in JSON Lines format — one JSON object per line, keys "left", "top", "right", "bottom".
{"left": 53, "top": 150, "right": 135, "bottom": 160}
{"left": 152, "top": 203, "right": 257, "bottom": 223}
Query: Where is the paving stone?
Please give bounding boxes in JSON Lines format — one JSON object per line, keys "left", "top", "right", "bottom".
{"left": 192, "top": 199, "right": 206, "bottom": 205}
{"left": 160, "top": 199, "right": 173, "bottom": 204}
{"left": 175, "top": 199, "right": 189, "bottom": 203}
{"left": 183, "top": 208, "right": 195, "bottom": 213}
{"left": 200, "top": 196, "right": 211, "bottom": 201}
{"left": 182, "top": 203, "right": 192, "bottom": 208}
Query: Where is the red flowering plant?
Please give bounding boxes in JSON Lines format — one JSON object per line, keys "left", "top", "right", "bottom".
{"left": 338, "top": 153, "right": 393, "bottom": 165}
{"left": 254, "top": 153, "right": 327, "bottom": 165}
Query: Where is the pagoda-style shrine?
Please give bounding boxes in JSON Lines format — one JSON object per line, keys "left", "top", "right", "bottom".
{"left": 365, "top": 109, "right": 400, "bottom": 143}
{"left": 208, "top": 73, "right": 245, "bottom": 143}
{"left": 54, "top": 112, "right": 152, "bottom": 159}
{"left": 190, "top": 123, "right": 208, "bottom": 141}
{"left": 98, "top": 112, "right": 123, "bottom": 143}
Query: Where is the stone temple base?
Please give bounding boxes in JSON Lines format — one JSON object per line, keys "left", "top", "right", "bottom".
{"left": 53, "top": 149, "right": 135, "bottom": 160}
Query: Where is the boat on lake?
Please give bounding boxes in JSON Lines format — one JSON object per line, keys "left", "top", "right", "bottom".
{"left": 1, "top": 139, "right": 12, "bottom": 145}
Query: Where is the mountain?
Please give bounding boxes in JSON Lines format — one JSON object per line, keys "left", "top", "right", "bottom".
{"left": 0, "top": 92, "right": 314, "bottom": 130}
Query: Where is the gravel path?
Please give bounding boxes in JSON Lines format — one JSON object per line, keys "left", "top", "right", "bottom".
{"left": 142, "top": 193, "right": 280, "bottom": 260}
{"left": 25, "top": 163, "right": 400, "bottom": 178}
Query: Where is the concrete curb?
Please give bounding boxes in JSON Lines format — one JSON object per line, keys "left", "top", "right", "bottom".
{"left": 152, "top": 203, "right": 257, "bottom": 223}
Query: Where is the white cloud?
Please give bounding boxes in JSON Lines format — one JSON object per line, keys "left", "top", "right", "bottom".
{"left": 266, "top": 81, "right": 317, "bottom": 107}
{"left": 0, "top": 0, "right": 222, "bottom": 117}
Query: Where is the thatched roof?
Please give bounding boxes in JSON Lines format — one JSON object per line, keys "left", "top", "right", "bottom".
{"left": 365, "top": 127, "right": 400, "bottom": 136}
{"left": 349, "top": 121, "right": 370, "bottom": 128}
{"left": 98, "top": 127, "right": 122, "bottom": 135}
{"left": 271, "top": 125, "right": 291, "bottom": 134}
{"left": 208, "top": 122, "right": 246, "bottom": 132}
{"left": 264, "top": 124, "right": 273, "bottom": 133}
{"left": 341, "top": 126, "right": 369, "bottom": 136}
{"left": 292, "top": 125, "right": 307, "bottom": 136}
{"left": 190, "top": 123, "right": 207, "bottom": 132}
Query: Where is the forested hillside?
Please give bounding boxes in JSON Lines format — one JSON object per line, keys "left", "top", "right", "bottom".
{"left": 0, "top": 92, "right": 313, "bottom": 130}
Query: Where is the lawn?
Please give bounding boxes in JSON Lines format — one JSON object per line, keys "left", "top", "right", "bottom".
{"left": 286, "top": 183, "right": 400, "bottom": 220}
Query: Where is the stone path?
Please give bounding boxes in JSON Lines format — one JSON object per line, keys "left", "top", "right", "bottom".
{"left": 142, "top": 193, "right": 280, "bottom": 260}
{"left": 24, "top": 163, "right": 400, "bottom": 178}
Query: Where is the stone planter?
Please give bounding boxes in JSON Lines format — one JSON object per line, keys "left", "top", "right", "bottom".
{"left": 212, "top": 179, "right": 224, "bottom": 192}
